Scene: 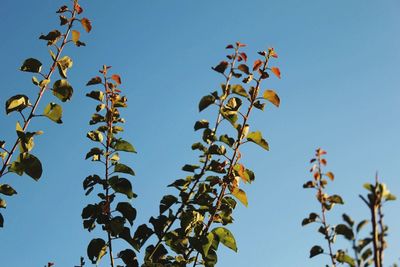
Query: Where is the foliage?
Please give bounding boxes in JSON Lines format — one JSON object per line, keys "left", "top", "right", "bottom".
{"left": 82, "top": 66, "right": 139, "bottom": 267}
{"left": 0, "top": 0, "right": 91, "bottom": 228}
{"left": 131, "top": 42, "right": 282, "bottom": 266}
{"left": 302, "top": 149, "right": 396, "bottom": 267}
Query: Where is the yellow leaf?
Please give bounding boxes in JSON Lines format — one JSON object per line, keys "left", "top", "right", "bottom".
{"left": 262, "top": 90, "right": 280, "bottom": 107}
{"left": 71, "top": 30, "right": 80, "bottom": 44}
{"left": 231, "top": 187, "right": 248, "bottom": 207}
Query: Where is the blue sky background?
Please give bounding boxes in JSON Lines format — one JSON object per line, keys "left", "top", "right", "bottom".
{"left": 1, "top": 0, "right": 400, "bottom": 266}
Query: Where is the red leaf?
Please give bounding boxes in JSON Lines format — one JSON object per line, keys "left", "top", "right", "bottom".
{"left": 252, "top": 59, "right": 263, "bottom": 71}
{"left": 56, "top": 5, "right": 68, "bottom": 13}
{"left": 236, "top": 42, "right": 246, "bottom": 47}
{"left": 74, "top": 3, "right": 83, "bottom": 14}
{"left": 111, "top": 74, "right": 122, "bottom": 85}
{"left": 270, "top": 67, "right": 281, "bottom": 79}
{"left": 226, "top": 44, "right": 234, "bottom": 49}
{"left": 239, "top": 52, "right": 247, "bottom": 62}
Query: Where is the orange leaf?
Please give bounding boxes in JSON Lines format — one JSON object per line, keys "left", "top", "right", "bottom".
{"left": 253, "top": 59, "right": 263, "bottom": 71}
{"left": 81, "top": 18, "right": 92, "bottom": 33}
{"left": 111, "top": 74, "right": 121, "bottom": 85}
{"left": 270, "top": 67, "right": 281, "bottom": 79}
{"left": 320, "top": 158, "right": 327, "bottom": 166}
{"left": 326, "top": 172, "right": 335, "bottom": 181}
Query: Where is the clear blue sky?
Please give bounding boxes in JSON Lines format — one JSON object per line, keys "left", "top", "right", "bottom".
{"left": 1, "top": 0, "right": 400, "bottom": 266}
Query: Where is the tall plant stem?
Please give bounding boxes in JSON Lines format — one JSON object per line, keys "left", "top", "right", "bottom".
{"left": 103, "top": 72, "right": 115, "bottom": 267}
{"left": 191, "top": 52, "right": 272, "bottom": 266}
{"left": 316, "top": 158, "right": 336, "bottom": 267}
{"left": 0, "top": 6, "right": 78, "bottom": 178}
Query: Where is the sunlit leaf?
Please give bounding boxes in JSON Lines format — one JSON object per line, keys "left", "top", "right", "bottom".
{"left": 247, "top": 131, "right": 269, "bottom": 151}
{"left": 212, "top": 227, "right": 237, "bottom": 252}
{"left": 5, "top": 95, "right": 30, "bottom": 114}
{"left": 262, "top": 90, "right": 280, "bottom": 107}
{"left": 43, "top": 103, "right": 63, "bottom": 124}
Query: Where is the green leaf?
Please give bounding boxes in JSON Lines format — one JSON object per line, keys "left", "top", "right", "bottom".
{"left": 8, "top": 160, "right": 24, "bottom": 176}
{"left": 194, "top": 120, "right": 209, "bottom": 131}
{"left": 43, "top": 103, "right": 63, "bottom": 124}
{"left": 87, "top": 238, "right": 107, "bottom": 264}
{"left": 231, "top": 84, "right": 249, "bottom": 98}
{"left": 20, "top": 58, "right": 42, "bottom": 73}
{"left": 385, "top": 193, "right": 396, "bottom": 201}
{"left": 328, "top": 194, "right": 344, "bottom": 204}
{"left": 86, "top": 131, "right": 103, "bottom": 143}
{"left": 262, "top": 90, "right": 280, "bottom": 107}
{"left": 202, "top": 233, "right": 215, "bottom": 257}
{"left": 113, "top": 139, "right": 136, "bottom": 153}
{"left": 32, "top": 76, "right": 39, "bottom": 86}
{"left": 356, "top": 220, "right": 369, "bottom": 233}
{"left": 114, "top": 163, "right": 135, "bottom": 176}
{"left": 5, "top": 95, "right": 31, "bottom": 114}
{"left": 335, "top": 224, "right": 354, "bottom": 240}
{"left": 116, "top": 202, "right": 137, "bottom": 226}
{"left": 342, "top": 213, "right": 354, "bottom": 227}
{"left": 86, "top": 91, "right": 104, "bottom": 102}
{"left": 309, "top": 245, "right": 323, "bottom": 258}
{"left": 109, "top": 176, "right": 136, "bottom": 199}
{"left": 57, "top": 56, "right": 73, "bottom": 78}
{"left": 219, "top": 134, "right": 235, "bottom": 147}
{"left": 231, "top": 187, "right": 248, "bottom": 207}
{"left": 118, "top": 249, "right": 138, "bottom": 266}
{"left": 212, "top": 227, "right": 237, "bottom": 252}
{"left": 85, "top": 147, "right": 104, "bottom": 160}
{"left": 336, "top": 250, "right": 356, "bottom": 267}
{"left": 199, "top": 95, "right": 216, "bottom": 112}
{"left": 301, "top": 212, "right": 319, "bottom": 226}
{"left": 159, "top": 195, "right": 178, "bottom": 214}
{"left": 86, "top": 76, "right": 102, "bottom": 86}
{"left": 53, "top": 79, "right": 73, "bottom": 102}
{"left": 182, "top": 164, "right": 200, "bottom": 172}
{"left": 39, "top": 30, "right": 61, "bottom": 45}
{"left": 247, "top": 131, "right": 269, "bottom": 151}
{"left": 20, "top": 153, "right": 42, "bottom": 180}
{"left": 0, "top": 184, "right": 17, "bottom": 196}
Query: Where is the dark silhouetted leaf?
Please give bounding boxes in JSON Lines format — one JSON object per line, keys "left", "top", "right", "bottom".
{"left": 309, "top": 245, "right": 323, "bottom": 258}
{"left": 20, "top": 58, "right": 42, "bottom": 73}
{"left": 53, "top": 79, "right": 73, "bottom": 102}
